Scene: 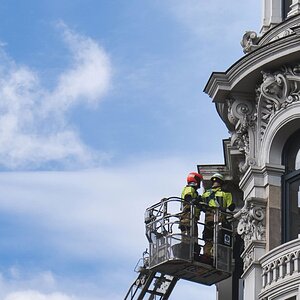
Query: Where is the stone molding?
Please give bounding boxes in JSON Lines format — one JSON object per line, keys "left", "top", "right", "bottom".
{"left": 259, "top": 14, "right": 300, "bottom": 45}
{"left": 241, "top": 15, "right": 300, "bottom": 54}
{"left": 204, "top": 23, "right": 300, "bottom": 103}
{"left": 239, "top": 164, "right": 285, "bottom": 203}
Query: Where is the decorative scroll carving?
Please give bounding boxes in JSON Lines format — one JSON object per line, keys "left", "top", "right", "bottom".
{"left": 256, "top": 65, "right": 300, "bottom": 139}
{"left": 241, "top": 31, "right": 259, "bottom": 54}
{"left": 235, "top": 199, "right": 266, "bottom": 250}
{"left": 227, "top": 99, "right": 256, "bottom": 173}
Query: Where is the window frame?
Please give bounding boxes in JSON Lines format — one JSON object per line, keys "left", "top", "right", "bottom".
{"left": 281, "top": 129, "right": 300, "bottom": 243}
{"left": 282, "top": 169, "right": 300, "bottom": 242}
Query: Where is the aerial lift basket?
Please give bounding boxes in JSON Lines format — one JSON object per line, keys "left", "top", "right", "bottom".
{"left": 144, "top": 197, "right": 233, "bottom": 286}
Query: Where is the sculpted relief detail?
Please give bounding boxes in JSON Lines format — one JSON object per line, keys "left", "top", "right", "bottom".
{"left": 256, "top": 65, "right": 300, "bottom": 139}
{"left": 236, "top": 199, "right": 266, "bottom": 251}
{"left": 227, "top": 98, "right": 256, "bottom": 173}
{"left": 226, "top": 64, "right": 300, "bottom": 174}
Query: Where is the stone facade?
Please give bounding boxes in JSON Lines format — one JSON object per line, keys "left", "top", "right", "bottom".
{"left": 201, "top": 2, "right": 300, "bottom": 299}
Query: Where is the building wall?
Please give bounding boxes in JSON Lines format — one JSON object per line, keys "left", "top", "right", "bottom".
{"left": 203, "top": 9, "right": 300, "bottom": 300}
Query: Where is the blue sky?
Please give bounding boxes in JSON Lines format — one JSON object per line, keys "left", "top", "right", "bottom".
{"left": 0, "top": 1, "right": 261, "bottom": 299}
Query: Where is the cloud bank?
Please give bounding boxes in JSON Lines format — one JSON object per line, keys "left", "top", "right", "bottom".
{"left": 5, "top": 290, "right": 73, "bottom": 300}
{"left": 0, "top": 24, "right": 112, "bottom": 170}
{"left": 0, "top": 156, "right": 217, "bottom": 300}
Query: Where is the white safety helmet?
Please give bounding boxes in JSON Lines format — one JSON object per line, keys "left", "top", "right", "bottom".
{"left": 211, "top": 173, "right": 224, "bottom": 183}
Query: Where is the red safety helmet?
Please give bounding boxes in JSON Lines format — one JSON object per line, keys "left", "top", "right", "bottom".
{"left": 187, "top": 172, "right": 203, "bottom": 185}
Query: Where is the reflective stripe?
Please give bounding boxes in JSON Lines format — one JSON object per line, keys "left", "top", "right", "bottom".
{"left": 202, "top": 188, "right": 232, "bottom": 208}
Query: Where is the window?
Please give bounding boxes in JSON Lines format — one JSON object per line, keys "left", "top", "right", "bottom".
{"left": 282, "top": 129, "right": 300, "bottom": 242}
{"left": 283, "top": 0, "right": 292, "bottom": 19}
{"left": 295, "top": 149, "right": 300, "bottom": 170}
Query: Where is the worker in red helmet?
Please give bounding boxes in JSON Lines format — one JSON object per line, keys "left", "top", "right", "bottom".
{"left": 179, "top": 172, "right": 203, "bottom": 243}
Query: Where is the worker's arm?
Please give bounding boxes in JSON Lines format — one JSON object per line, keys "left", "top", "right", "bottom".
{"left": 225, "top": 192, "right": 235, "bottom": 211}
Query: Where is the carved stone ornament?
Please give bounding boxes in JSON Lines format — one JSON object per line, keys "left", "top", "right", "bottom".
{"left": 256, "top": 65, "right": 300, "bottom": 139}
{"left": 243, "top": 248, "right": 254, "bottom": 271}
{"left": 240, "top": 31, "right": 259, "bottom": 54}
{"left": 235, "top": 199, "right": 266, "bottom": 250}
{"left": 227, "top": 99, "right": 256, "bottom": 172}
{"left": 269, "top": 28, "right": 294, "bottom": 42}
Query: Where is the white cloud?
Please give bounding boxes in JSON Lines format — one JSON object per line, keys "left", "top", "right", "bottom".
{"left": 47, "top": 22, "right": 111, "bottom": 112}
{"left": 0, "top": 156, "right": 222, "bottom": 299}
{"left": 0, "top": 268, "right": 106, "bottom": 300}
{"left": 0, "top": 269, "right": 77, "bottom": 300}
{"left": 0, "top": 24, "right": 112, "bottom": 170}
{"left": 0, "top": 157, "right": 193, "bottom": 258}
{"left": 4, "top": 290, "right": 73, "bottom": 300}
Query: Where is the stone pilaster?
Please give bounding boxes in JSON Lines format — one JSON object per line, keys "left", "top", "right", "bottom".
{"left": 261, "top": 0, "right": 282, "bottom": 33}
{"left": 235, "top": 197, "right": 267, "bottom": 300}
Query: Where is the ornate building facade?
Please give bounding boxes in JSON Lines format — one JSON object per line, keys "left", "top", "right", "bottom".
{"left": 201, "top": 1, "right": 300, "bottom": 299}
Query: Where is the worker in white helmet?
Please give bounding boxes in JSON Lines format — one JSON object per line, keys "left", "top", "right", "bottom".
{"left": 201, "top": 173, "right": 235, "bottom": 263}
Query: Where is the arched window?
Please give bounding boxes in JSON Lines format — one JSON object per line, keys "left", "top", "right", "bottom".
{"left": 283, "top": 0, "right": 292, "bottom": 19}
{"left": 295, "top": 149, "right": 300, "bottom": 170}
{"left": 282, "top": 129, "right": 300, "bottom": 242}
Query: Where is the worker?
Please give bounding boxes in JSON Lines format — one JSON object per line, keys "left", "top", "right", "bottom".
{"left": 201, "top": 173, "right": 235, "bottom": 263}
{"left": 179, "top": 172, "right": 203, "bottom": 243}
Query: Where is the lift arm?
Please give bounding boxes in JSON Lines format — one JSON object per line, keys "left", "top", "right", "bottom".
{"left": 124, "top": 269, "right": 178, "bottom": 300}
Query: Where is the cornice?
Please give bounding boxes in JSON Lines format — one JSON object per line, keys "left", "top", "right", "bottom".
{"left": 258, "top": 13, "right": 300, "bottom": 46}
{"left": 204, "top": 30, "right": 300, "bottom": 103}
{"left": 239, "top": 164, "right": 285, "bottom": 192}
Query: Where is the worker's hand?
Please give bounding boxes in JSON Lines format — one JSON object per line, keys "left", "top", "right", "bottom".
{"left": 192, "top": 195, "right": 204, "bottom": 205}
{"left": 191, "top": 198, "right": 199, "bottom": 205}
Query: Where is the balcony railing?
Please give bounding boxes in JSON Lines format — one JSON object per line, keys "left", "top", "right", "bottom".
{"left": 259, "top": 238, "right": 300, "bottom": 298}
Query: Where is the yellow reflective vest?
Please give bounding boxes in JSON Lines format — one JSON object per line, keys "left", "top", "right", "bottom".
{"left": 181, "top": 185, "right": 200, "bottom": 219}
{"left": 202, "top": 187, "right": 232, "bottom": 209}
{"left": 181, "top": 185, "right": 198, "bottom": 200}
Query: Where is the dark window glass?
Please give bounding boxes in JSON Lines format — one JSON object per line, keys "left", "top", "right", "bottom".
{"left": 282, "top": 129, "right": 300, "bottom": 242}
{"left": 283, "top": 0, "right": 292, "bottom": 19}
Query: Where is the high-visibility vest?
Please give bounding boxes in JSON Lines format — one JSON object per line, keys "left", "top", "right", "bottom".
{"left": 202, "top": 187, "right": 232, "bottom": 209}
{"left": 181, "top": 185, "right": 198, "bottom": 200}
{"left": 181, "top": 185, "right": 200, "bottom": 219}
